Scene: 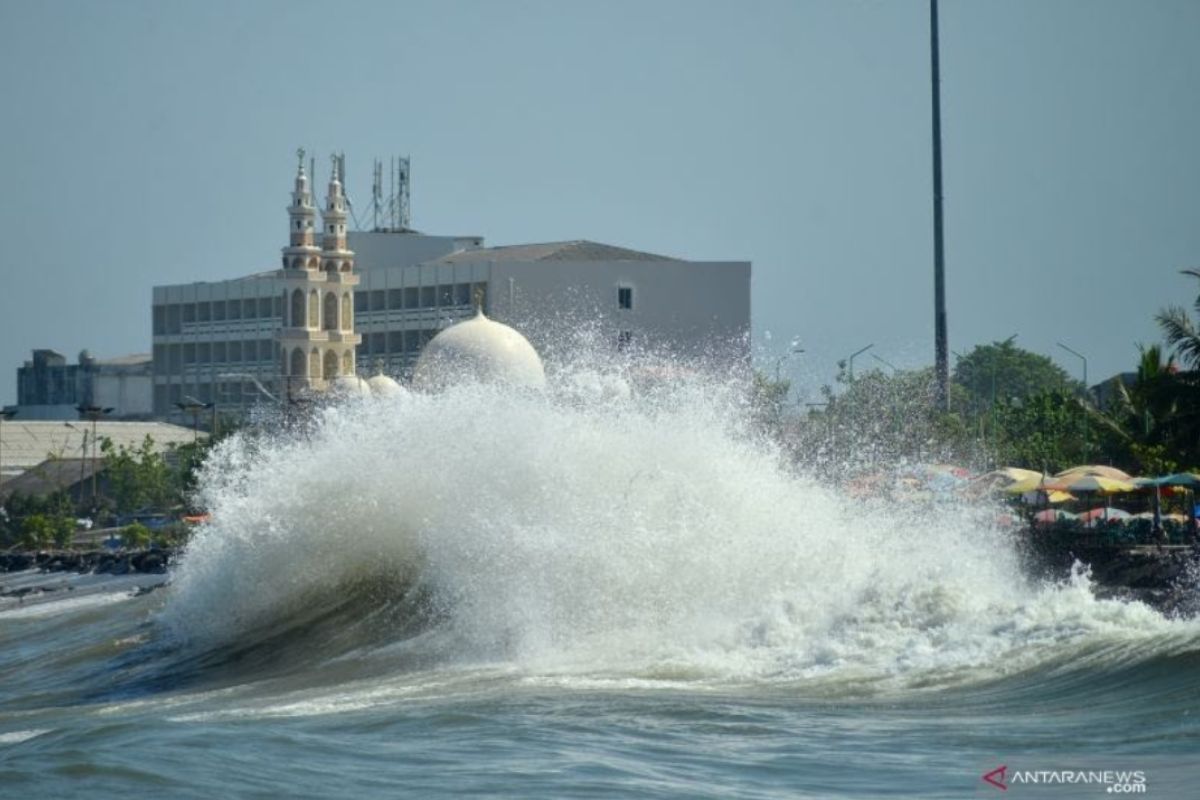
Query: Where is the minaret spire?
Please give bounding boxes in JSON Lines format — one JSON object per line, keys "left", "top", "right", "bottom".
{"left": 276, "top": 151, "right": 361, "bottom": 397}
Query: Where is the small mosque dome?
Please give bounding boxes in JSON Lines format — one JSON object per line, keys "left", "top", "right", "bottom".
{"left": 412, "top": 310, "right": 546, "bottom": 391}
{"left": 367, "top": 373, "right": 404, "bottom": 397}
{"left": 331, "top": 374, "right": 372, "bottom": 398}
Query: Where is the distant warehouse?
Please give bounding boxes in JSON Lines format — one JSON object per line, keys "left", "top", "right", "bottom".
{"left": 150, "top": 155, "right": 749, "bottom": 422}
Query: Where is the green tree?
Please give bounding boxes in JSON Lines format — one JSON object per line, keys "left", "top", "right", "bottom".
{"left": 19, "top": 514, "right": 53, "bottom": 548}
{"left": 101, "top": 434, "right": 175, "bottom": 514}
{"left": 121, "top": 521, "right": 151, "bottom": 549}
{"left": 952, "top": 337, "right": 1080, "bottom": 413}
{"left": 1157, "top": 269, "right": 1200, "bottom": 369}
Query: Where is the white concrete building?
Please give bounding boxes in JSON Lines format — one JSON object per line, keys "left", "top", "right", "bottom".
{"left": 150, "top": 156, "right": 750, "bottom": 421}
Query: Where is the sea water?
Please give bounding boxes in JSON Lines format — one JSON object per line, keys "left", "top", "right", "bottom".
{"left": 2, "top": 369, "right": 1199, "bottom": 798}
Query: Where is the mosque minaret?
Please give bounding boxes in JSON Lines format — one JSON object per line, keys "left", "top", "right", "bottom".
{"left": 277, "top": 150, "right": 362, "bottom": 397}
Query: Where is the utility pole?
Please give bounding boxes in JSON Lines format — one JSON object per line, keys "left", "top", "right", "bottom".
{"left": 931, "top": 0, "right": 949, "bottom": 410}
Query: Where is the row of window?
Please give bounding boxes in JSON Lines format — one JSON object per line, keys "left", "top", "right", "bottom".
{"left": 152, "top": 340, "right": 277, "bottom": 371}
{"left": 154, "top": 380, "right": 277, "bottom": 410}
{"left": 153, "top": 282, "right": 489, "bottom": 336}
{"left": 154, "top": 297, "right": 283, "bottom": 334}
{"left": 356, "top": 282, "right": 487, "bottom": 313}
{"left": 355, "top": 329, "right": 440, "bottom": 358}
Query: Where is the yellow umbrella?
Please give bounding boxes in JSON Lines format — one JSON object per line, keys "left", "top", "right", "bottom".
{"left": 1043, "top": 475, "right": 1136, "bottom": 494}
{"left": 1004, "top": 474, "right": 1051, "bottom": 495}
{"left": 1019, "top": 489, "right": 1076, "bottom": 504}
{"left": 1054, "top": 465, "right": 1133, "bottom": 482}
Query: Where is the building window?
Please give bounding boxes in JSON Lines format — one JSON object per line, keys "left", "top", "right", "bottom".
{"left": 153, "top": 305, "right": 166, "bottom": 335}
{"left": 371, "top": 332, "right": 386, "bottom": 354}
{"left": 420, "top": 286, "right": 436, "bottom": 308}
{"left": 618, "top": 286, "right": 633, "bottom": 310}
{"left": 404, "top": 287, "right": 419, "bottom": 309}
{"left": 212, "top": 301, "right": 226, "bottom": 321}
{"left": 437, "top": 284, "right": 454, "bottom": 306}
{"left": 370, "top": 290, "right": 385, "bottom": 312}
{"left": 197, "top": 342, "right": 211, "bottom": 363}
{"left": 197, "top": 302, "right": 211, "bottom": 322}
{"left": 388, "top": 331, "right": 404, "bottom": 352}
{"left": 212, "top": 342, "right": 226, "bottom": 363}
{"left": 166, "top": 304, "right": 182, "bottom": 334}
{"left": 455, "top": 283, "right": 472, "bottom": 306}
{"left": 182, "top": 304, "right": 196, "bottom": 323}
{"left": 228, "top": 300, "right": 242, "bottom": 320}
{"left": 354, "top": 291, "right": 367, "bottom": 312}
{"left": 404, "top": 330, "right": 420, "bottom": 352}
{"left": 387, "top": 289, "right": 404, "bottom": 310}
{"left": 617, "top": 330, "right": 633, "bottom": 352}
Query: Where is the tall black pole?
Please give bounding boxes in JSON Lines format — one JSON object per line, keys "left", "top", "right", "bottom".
{"left": 931, "top": 0, "right": 949, "bottom": 410}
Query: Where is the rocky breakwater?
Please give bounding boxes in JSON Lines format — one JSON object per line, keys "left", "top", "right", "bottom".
{"left": 0, "top": 548, "right": 178, "bottom": 576}
{"left": 1027, "top": 540, "right": 1200, "bottom": 616}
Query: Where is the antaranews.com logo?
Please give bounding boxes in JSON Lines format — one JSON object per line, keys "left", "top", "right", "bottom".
{"left": 982, "top": 764, "right": 1148, "bottom": 793}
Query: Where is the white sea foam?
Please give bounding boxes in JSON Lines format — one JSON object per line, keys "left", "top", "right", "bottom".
{"left": 159, "top": 366, "right": 1200, "bottom": 693}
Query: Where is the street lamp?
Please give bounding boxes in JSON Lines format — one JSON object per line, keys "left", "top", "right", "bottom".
{"left": 846, "top": 344, "right": 874, "bottom": 382}
{"left": 63, "top": 421, "right": 89, "bottom": 507}
{"left": 870, "top": 353, "right": 899, "bottom": 374}
{"left": 1057, "top": 342, "right": 1089, "bottom": 459}
{"left": 174, "top": 397, "right": 213, "bottom": 444}
{"left": 75, "top": 404, "right": 112, "bottom": 511}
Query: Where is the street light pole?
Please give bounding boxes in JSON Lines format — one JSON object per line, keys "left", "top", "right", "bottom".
{"left": 847, "top": 344, "right": 874, "bottom": 382}
{"left": 870, "top": 353, "right": 898, "bottom": 374}
{"left": 76, "top": 404, "right": 112, "bottom": 513}
{"left": 1057, "top": 342, "right": 1089, "bottom": 460}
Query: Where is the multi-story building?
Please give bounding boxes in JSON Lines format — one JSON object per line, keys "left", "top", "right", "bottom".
{"left": 16, "top": 349, "right": 153, "bottom": 420}
{"left": 150, "top": 155, "right": 750, "bottom": 421}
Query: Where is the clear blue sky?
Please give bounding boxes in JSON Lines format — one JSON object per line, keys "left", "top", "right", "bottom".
{"left": 2, "top": 0, "right": 1198, "bottom": 405}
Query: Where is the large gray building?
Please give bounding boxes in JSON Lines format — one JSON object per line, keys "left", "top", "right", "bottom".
{"left": 150, "top": 159, "right": 750, "bottom": 421}
{"left": 16, "top": 349, "right": 153, "bottom": 420}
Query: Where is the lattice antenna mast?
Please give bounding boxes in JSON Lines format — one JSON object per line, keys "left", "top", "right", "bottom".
{"left": 397, "top": 156, "right": 411, "bottom": 230}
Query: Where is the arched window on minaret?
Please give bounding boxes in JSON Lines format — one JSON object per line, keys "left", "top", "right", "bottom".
{"left": 342, "top": 351, "right": 353, "bottom": 375}
{"left": 341, "top": 294, "right": 351, "bottom": 331}
{"left": 291, "top": 347, "right": 306, "bottom": 378}
{"left": 323, "top": 292, "right": 338, "bottom": 331}
{"left": 291, "top": 289, "right": 305, "bottom": 328}
{"left": 308, "top": 290, "right": 319, "bottom": 328}
{"left": 309, "top": 348, "right": 320, "bottom": 378}
{"left": 323, "top": 350, "right": 339, "bottom": 380}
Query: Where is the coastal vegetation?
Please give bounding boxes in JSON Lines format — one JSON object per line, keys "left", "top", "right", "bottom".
{"left": 773, "top": 270, "right": 1200, "bottom": 477}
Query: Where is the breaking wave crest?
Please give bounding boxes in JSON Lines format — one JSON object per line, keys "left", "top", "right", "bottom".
{"left": 158, "top": 367, "right": 1200, "bottom": 696}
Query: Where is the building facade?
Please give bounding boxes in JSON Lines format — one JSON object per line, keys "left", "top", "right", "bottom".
{"left": 150, "top": 155, "right": 750, "bottom": 421}
{"left": 16, "top": 349, "right": 153, "bottom": 420}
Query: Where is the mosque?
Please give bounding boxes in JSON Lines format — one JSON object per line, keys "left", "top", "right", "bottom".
{"left": 149, "top": 152, "right": 749, "bottom": 420}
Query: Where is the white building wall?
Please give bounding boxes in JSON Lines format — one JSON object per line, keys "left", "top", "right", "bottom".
{"left": 485, "top": 259, "right": 750, "bottom": 364}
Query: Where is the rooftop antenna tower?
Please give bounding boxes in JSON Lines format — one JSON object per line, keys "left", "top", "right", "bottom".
{"left": 363, "top": 155, "right": 412, "bottom": 232}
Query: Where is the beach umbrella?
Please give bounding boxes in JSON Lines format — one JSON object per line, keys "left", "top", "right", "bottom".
{"left": 1004, "top": 474, "right": 1052, "bottom": 495}
{"left": 1043, "top": 475, "right": 1137, "bottom": 494}
{"left": 1054, "top": 465, "right": 1134, "bottom": 482}
{"left": 1148, "top": 472, "right": 1200, "bottom": 488}
{"left": 1019, "top": 489, "right": 1075, "bottom": 505}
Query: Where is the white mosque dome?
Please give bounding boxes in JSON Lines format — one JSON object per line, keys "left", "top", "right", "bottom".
{"left": 367, "top": 373, "right": 405, "bottom": 397}
{"left": 412, "top": 310, "right": 546, "bottom": 391}
{"left": 331, "top": 374, "right": 373, "bottom": 398}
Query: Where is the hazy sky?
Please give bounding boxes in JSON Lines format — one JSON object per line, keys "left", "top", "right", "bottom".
{"left": 2, "top": 0, "right": 1198, "bottom": 406}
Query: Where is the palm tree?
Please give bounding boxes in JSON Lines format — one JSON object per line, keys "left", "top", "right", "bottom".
{"left": 1157, "top": 269, "right": 1200, "bottom": 369}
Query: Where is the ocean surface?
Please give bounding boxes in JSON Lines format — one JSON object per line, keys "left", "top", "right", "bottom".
{"left": 2, "top": 374, "right": 1199, "bottom": 798}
